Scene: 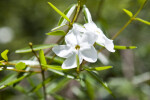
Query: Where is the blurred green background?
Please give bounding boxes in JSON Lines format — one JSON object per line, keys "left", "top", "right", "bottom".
{"left": 0, "top": 0, "right": 150, "bottom": 100}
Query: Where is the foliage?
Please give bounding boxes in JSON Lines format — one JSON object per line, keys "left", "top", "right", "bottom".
{"left": 0, "top": 0, "right": 150, "bottom": 100}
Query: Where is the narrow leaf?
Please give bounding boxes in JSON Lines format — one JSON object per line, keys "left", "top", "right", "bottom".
{"left": 47, "top": 69, "right": 75, "bottom": 79}
{"left": 42, "top": 64, "right": 67, "bottom": 70}
{"left": 51, "top": 24, "right": 66, "bottom": 31}
{"left": 1, "top": 49, "right": 9, "bottom": 61}
{"left": 39, "top": 50, "right": 47, "bottom": 65}
{"left": 46, "top": 30, "right": 66, "bottom": 36}
{"left": 58, "top": 4, "right": 76, "bottom": 26}
{"left": 123, "top": 9, "right": 133, "bottom": 17}
{"left": 85, "top": 77, "right": 95, "bottom": 100}
{"left": 46, "top": 56, "right": 64, "bottom": 64}
{"left": 114, "top": 45, "right": 137, "bottom": 50}
{"left": 15, "top": 44, "right": 57, "bottom": 53}
{"left": 15, "top": 62, "right": 26, "bottom": 70}
{"left": 48, "top": 2, "right": 71, "bottom": 23}
{"left": 87, "top": 71, "right": 115, "bottom": 98}
{"left": 134, "top": 18, "right": 150, "bottom": 25}
{"left": 84, "top": 66, "right": 112, "bottom": 71}
{"left": 76, "top": 54, "right": 80, "bottom": 72}
{"left": 0, "top": 73, "right": 33, "bottom": 89}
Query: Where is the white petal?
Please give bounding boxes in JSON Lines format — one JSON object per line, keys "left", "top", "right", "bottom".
{"left": 84, "top": 22, "right": 98, "bottom": 31}
{"left": 80, "top": 46, "right": 97, "bottom": 62}
{"left": 52, "top": 45, "right": 73, "bottom": 58}
{"left": 65, "top": 30, "right": 77, "bottom": 46}
{"left": 61, "top": 53, "right": 76, "bottom": 69}
{"left": 104, "top": 39, "right": 115, "bottom": 52}
{"left": 96, "top": 32, "right": 115, "bottom": 52}
{"left": 80, "top": 31, "right": 97, "bottom": 46}
{"left": 84, "top": 6, "right": 93, "bottom": 23}
{"left": 73, "top": 24, "right": 86, "bottom": 33}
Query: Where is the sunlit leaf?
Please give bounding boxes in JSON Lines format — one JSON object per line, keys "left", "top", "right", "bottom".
{"left": 15, "top": 62, "right": 26, "bottom": 70}
{"left": 87, "top": 71, "right": 115, "bottom": 98}
{"left": 15, "top": 44, "right": 57, "bottom": 53}
{"left": 76, "top": 54, "right": 80, "bottom": 72}
{"left": 48, "top": 2, "right": 71, "bottom": 23}
{"left": 58, "top": 4, "right": 77, "bottom": 26}
{"left": 123, "top": 9, "right": 133, "bottom": 17}
{"left": 11, "top": 60, "right": 39, "bottom": 66}
{"left": 1, "top": 49, "right": 9, "bottom": 61}
{"left": 0, "top": 60, "right": 4, "bottom": 66}
{"left": 39, "top": 50, "right": 47, "bottom": 66}
{"left": 84, "top": 66, "right": 113, "bottom": 71}
{"left": 42, "top": 64, "right": 67, "bottom": 70}
{"left": 134, "top": 18, "right": 150, "bottom": 25}
{"left": 46, "top": 30, "right": 66, "bottom": 36}
{"left": 114, "top": 45, "right": 137, "bottom": 50}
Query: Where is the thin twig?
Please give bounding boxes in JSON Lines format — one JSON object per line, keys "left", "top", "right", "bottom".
{"left": 29, "top": 42, "right": 47, "bottom": 100}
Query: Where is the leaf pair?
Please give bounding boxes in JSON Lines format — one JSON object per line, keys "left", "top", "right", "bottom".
{"left": 123, "top": 9, "right": 150, "bottom": 25}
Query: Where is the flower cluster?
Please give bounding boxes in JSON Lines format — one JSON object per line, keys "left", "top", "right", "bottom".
{"left": 52, "top": 7, "right": 115, "bottom": 69}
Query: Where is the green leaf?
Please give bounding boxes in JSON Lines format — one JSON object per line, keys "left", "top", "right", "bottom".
{"left": 84, "top": 66, "right": 113, "bottom": 71}
{"left": 51, "top": 24, "right": 66, "bottom": 31}
{"left": 134, "top": 18, "right": 150, "bottom": 25}
{"left": 42, "top": 64, "right": 67, "bottom": 70}
{"left": 123, "top": 9, "right": 133, "bottom": 17}
{"left": 58, "top": 4, "right": 77, "bottom": 26}
{"left": 47, "top": 78, "right": 70, "bottom": 93}
{"left": 46, "top": 56, "right": 64, "bottom": 64}
{"left": 15, "top": 44, "right": 57, "bottom": 53}
{"left": 0, "top": 60, "right": 4, "bottom": 66}
{"left": 15, "top": 62, "right": 26, "bottom": 70}
{"left": 39, "top": 50, "right": 47, "bottom": 65}
{"left": 47, "top": 69, "right": 76, "bottom": 79}
{"left": 114, "top": 45, "right": 137, "bottom": 50}
{"left": 85, "top": 78, "right": 95, "bottom": 100}
{"left": 46, "top": 30, "right": 66, "bottom": 36}
{"left": 48, "top": 2, "right": 71, "bottom": 23}
{"left": 76, "top": 54, "right": 80, "bottom": 72}
{"left": 0, "top": 73, "right": 33, "bottom": 89}
{"left": 87, "top": 71, "right": 115, "bottom": 98}
{"left": 31, "top": 77, "right": 52, "bottom": 92}
{"left": 1, "top": 49, "right": 9, "bottom": 61}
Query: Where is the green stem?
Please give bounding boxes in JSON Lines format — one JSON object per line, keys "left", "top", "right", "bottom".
{"left": 111, "top": 0, "right": 147, "bottom": 40}
{"left": 29, "top": 42, "right": 47, "bottom": 100}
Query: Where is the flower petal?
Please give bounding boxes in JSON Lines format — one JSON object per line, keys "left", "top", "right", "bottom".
{"left": 80, "top": 46, "right": 97, "bottom": 62}
{"left": 80, "top": 31, "right": 97, "bottom": 46}
{"left": 65, "top": 30, "right": 78, "bottom": 46}
{"left": 84, "top": 22, "right": 98, "bottom": 31}
{"left": 96, "top": 32, "right": 115, "bottom": 52}
{"left": 84, "top": 6, "right": 93, "bottom": 23}
{"left": 52, "top": 45, "right": 73, "bottom": 58}
{"left": 73, "top": 24, "right": 86, "bottom": 33}
{"left": 62, "top": 53, "right": 76, "bottom": 69}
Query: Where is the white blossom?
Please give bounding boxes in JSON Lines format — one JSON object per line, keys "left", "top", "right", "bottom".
{"left": 52, "top": 24, "right": 98, "bottom": 69}
{"left": 84, "top": 7, "right": 115, "bottom": 52}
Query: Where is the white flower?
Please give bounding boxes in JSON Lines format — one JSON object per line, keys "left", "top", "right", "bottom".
{"left": 83, "top": 6, "right": 115, "bottom": 52}
{"left": 52, "top": 24, "right": 98, "bottom": 69}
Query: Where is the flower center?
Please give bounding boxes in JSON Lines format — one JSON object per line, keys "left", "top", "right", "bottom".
{"left": 75, "top": 45, "right": 80, "bottom": 50}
